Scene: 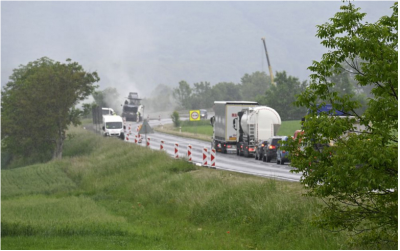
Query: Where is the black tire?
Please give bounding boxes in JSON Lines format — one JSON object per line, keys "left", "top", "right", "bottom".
{"left": 281, "top": 159, "right": 285, "bottom": 165}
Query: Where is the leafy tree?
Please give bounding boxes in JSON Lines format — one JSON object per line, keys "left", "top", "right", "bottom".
{"left": 1, "top": 57, "right": 99, "bottom": 160}
{"left": 257, "top": 71, "right": 307, "bottom": 121}
{"left": 172, "top": 80, "right": 192, "bottom": 109}
{"left": 191, "top": 81, "right": 213, "bottom": 109}
{"left": 92, "top": 87, "right": 120, "bottom": 112}
{"left": 81, "top": 102, "right": 98, "bottom": 119}
{"left": 287, "top": 2, "right": 397, "bottom": 247}
{"left": 211, "top": 82, "right": 242, "bottom": 102}
{"left": 240, "top": 71, "right": 272, "bottom": 101}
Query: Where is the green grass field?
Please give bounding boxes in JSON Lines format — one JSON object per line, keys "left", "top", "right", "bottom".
{"left": 179, "top": 120, "right": 302, "bottom": 138}
{"left": 1, "top": 125, "right": 364, "bottom": 249}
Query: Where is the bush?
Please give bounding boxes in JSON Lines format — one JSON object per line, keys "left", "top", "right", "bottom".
{"left": 171, "top": 111, "right": 181, "bottom": 127}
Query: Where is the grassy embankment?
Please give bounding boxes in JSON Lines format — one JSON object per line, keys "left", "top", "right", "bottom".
{"left": 2, "top": 125, "right": 353, "bottom": 250}
{"left": 154, "top": 120, "right": 302, "bottom": 142}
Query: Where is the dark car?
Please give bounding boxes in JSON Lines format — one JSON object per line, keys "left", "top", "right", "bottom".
{"left": 263, "top": 136, "right": 284, "bottom": 162}
{"left": 255, "top": 140, "right": 268, "bottom": 160}
{"left": 200, "top": 109, "right": 208, "bottom": 119}
{"left": 276, "top": 136, "right": 290, "bottom": 165}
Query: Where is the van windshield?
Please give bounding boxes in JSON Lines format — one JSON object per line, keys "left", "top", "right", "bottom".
{"left": 102, "top": 110, "right": 112, "bottom": 115}
{"left": 106, "top": 122, "right": 122, "bottom": 129}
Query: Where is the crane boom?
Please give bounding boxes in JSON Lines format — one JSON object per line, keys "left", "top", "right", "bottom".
{"left": 261, "top": 37, "right": 275, "bottom": 86}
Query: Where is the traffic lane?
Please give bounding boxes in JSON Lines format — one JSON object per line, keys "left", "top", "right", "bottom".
{"left": 134, "top": 139, "right": 300, "bottom": 182}
{"left": 125, "top": 130, "right": 301, "bottom": 182}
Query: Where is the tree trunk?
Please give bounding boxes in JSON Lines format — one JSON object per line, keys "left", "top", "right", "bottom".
{"left": 53, "top": 128, "right": 65, "bottom": 160}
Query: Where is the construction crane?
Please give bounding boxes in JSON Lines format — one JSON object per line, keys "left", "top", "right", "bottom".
{"left": 261, "top": 37, "right": 275, "bottom": 86}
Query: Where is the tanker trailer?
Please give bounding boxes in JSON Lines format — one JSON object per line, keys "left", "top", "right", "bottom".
{"left": 235, "top": 106, "right": 281, "bottom": 157}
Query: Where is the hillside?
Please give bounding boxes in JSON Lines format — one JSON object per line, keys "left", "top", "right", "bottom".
{"left": 1, "top": 125, "right": 356, "bottom": 249}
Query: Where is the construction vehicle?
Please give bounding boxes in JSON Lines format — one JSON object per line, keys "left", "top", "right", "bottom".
{"left": 122, "top": 92, "right": 144, "bottom": 122}
{"left": 235, "top": 106, "right": 281, "bottom": 157}
{"left": 210, "top": 101, "right": 259, "bottom": 153}
{"left": 261, "top": 37, "right": 275, "bottom": 86}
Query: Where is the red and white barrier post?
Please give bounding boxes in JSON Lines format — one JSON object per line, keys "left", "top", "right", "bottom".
{"left": 210, "top": 148, "right": 216, "bottom": 168}
{"left": 187, "top": 145, "right": 192, "bottom": 162}
{"left": 175, "top": 143, "right": 179, "bottom": 159}
{"left": 134, "top": 134, "right": 138, "bottom": 144}
{"left": 202, "top": 147, "right": 208, "bottom": 166}
{"left": 147, "top": 137, "right": 150, "bottom": 147}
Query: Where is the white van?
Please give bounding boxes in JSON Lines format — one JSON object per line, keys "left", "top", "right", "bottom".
{"left": 102, "top": 115, "right": 124, "bottom": 138}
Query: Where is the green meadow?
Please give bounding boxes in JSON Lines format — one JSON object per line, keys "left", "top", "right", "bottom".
{"left": 180, "top": 120, "right": 301, "bottom": 137}
{"left": 159, "top": 120, "right": 302, "bottom": 141}
{"left": 2, "top": 125, "right": 357, "bottom": 249}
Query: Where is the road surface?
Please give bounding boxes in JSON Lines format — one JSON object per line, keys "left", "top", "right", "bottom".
{"left": 120, "top": 117, "right": 302, "bottom": 182}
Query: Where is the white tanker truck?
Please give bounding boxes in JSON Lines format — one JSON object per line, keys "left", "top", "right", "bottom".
{"left": 235, "top": 106, "right": 281, "bottom": 157}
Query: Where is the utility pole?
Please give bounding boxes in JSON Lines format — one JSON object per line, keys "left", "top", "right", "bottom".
{"left": 261, "top": 37, "right": 275, "bottom": 86}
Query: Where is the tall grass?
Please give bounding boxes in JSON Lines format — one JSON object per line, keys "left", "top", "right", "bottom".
{"left": 1, "top": 125, "right": 368, "bottom": 249}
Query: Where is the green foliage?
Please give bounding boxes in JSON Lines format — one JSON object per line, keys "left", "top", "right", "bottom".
{"left": 170, "top": 111, "right": 181, "bottom": 127}
{"left": 257, "top": 71, "right": 307, "bottom": 120}
{"left": 172, "top": 80, "right": 192, "bottom": 108}
{"left": 92, "top": 87, "right": 121, "bottom": 115}
{"left": 170, "top": 72, "right": 271, "bottom": 110}
{"left": 210, "top": 82, "right": 242, "bottom": 101}
{"left": 1, "top": 57, "right": 99, "bottom": 161}
{"left": 286, "top": 2, "right": 398, "bottom": 246}
{"left": 191, "top": 81, "right": 213, "bottom": 109}
{"left": 240, "top": 71, "right": 272, "bottom": 101}
{"left": 92, "top": 87, "right": 119, "bottom": 108}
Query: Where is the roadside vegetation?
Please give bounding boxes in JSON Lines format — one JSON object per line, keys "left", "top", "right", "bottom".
{"left": 1, "top": 125, "right": 367, "bottom": 250}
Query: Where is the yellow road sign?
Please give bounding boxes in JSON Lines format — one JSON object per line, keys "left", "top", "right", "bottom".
{"left": 189, "top": 110, "right": 201, "bottom": 121}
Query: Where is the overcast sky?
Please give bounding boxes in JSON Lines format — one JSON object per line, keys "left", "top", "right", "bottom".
{"left": 1, "top": 1, "right": 395, "bottom": 98}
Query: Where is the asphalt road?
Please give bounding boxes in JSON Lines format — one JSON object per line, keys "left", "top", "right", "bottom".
{"left": 121, "top": 117, "right": 302, "bottom": 182}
